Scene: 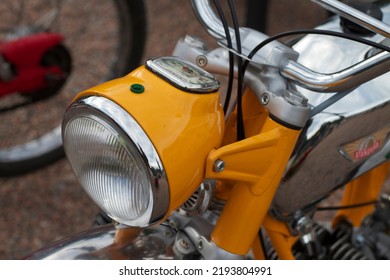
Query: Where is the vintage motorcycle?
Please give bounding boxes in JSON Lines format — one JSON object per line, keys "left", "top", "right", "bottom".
{"left": 28, "top": 0, "right": 390, "bottom": 260}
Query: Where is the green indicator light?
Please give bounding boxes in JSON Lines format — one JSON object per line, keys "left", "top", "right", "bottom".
{"left": 130, "top": 83, "right": 144, "bottom": 94}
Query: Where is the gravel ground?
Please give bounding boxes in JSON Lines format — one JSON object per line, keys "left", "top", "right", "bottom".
{"left": 0, "top": 0, "right": 330, "bottom": 259}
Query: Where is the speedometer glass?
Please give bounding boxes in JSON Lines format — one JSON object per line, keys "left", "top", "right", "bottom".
{"left": 146, "top": 56, "right": 220, "bottom": 93}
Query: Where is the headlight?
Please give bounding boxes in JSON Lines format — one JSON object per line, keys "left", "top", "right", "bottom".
{"left": 62, "top": 96, "right": 168, "bottom": 227}
{"left": 62, "top": 57, "right": 224, "bottom": 228}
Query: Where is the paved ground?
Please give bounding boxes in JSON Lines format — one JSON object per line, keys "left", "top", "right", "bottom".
{"left": 0, "top": 0, "right": 328, "bottom": 259}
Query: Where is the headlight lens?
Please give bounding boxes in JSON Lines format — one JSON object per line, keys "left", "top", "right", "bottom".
{"left": 62, "top": 96, "right": 169, "bottom": 227}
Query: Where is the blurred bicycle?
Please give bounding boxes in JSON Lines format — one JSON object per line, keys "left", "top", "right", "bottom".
{"left": 0, "top": 0, "right": 146, "bottom": 176}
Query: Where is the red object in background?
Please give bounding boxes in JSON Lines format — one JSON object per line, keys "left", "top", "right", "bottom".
{"left": 0, "top": 33, "right": 64, "bottom": 97}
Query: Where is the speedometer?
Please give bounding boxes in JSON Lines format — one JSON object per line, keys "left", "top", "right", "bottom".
{"left": 146, "top": 56, "right": 220, "bottom": 93}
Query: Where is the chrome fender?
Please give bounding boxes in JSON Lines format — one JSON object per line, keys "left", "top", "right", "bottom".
{"left": 26, "top": 224, "right": 176, "bottom": 260}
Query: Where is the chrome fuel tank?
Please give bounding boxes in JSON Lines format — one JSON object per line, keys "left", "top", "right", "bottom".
{"left": 272, "top": 4, "right": 390, "bottom": 219}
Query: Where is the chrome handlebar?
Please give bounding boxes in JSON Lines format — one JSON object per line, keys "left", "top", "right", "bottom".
{"left": 313, "top": 0, "right": 390, "bottom": 38}
{"left": 190, "top": 0, "right": 232, "bottom": 40}
{"left": 190, "top": 0, "right": 390, "bottom": 93}
{"left": 282, "top": 51, "right": 390, "bottom": 92}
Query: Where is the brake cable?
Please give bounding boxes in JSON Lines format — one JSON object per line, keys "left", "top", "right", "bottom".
{"left": 212, "top": 0, "right": 235, "bottom": 115}
{"left": 242, "top": 28, "right": 390, "bottom": 117}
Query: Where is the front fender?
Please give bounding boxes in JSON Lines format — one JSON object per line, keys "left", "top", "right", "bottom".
{"left": 26, "top": 224, "right": 176, "bottom": 260}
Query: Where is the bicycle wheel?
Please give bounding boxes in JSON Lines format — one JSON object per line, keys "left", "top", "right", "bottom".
{"left": 0, "top": 0, "right": 147, "bottom": 176}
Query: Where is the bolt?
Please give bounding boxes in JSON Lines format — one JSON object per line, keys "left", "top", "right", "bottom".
{"left": 198, "top": 239, "right": 204, "bottom": 250}
{"left": 179, "top": 239, "right": 190, "bottom": 250}
{"left": 354, "top": 233, "right": 365, "bottom": 246}
{"left": 163, "top": 229, "right": 173, "bottom": 237}
{"left": 168, "top": 219, "right": 178, "bottom": 229}
{"left": 296, "top": 216, "right": 313, "bottom": 235}
{"left": 213, "top": 159, "right": 225, "bottom": 173}
{"left": 380, "top": 193, "right": 390, "bottom": 205}
{"left": 261, "top": 93, "right": 270, "bottom": 105}
{"left": 196, "top": 55, "right": 208, "bottom": 67}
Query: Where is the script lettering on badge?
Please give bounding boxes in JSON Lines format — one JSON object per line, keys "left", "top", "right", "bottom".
{"left": 339, "top": 126, "right": 390, "bottom": 162}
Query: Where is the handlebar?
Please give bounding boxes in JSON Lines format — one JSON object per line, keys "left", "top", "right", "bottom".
{"left": 282, "top": 51, "right": 390, "bottom": 92}
{"left": 313, "top": 0, "right": 390, "bottom": 39}
{"left": 190, "top": 0, "right": 390, "bottom": 93}
{"left": 190, "top": 0, "right": 232, "bottom": 40}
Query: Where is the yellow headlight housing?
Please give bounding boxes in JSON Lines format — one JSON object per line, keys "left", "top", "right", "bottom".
{"left": 62, "top": 57, "right": 224, "bottom": 227}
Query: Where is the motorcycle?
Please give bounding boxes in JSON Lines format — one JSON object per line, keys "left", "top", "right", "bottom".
{"left": 27, "top": 0, "right": 390, "bottom": 260}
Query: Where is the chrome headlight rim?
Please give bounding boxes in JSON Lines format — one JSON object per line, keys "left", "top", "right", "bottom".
{"left": 62, "top": 95, "right": 169, "bottom": 227}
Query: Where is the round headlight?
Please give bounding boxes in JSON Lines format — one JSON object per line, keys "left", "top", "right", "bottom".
{"left": 62, "top": 96, "right": 169, "bottom": 227}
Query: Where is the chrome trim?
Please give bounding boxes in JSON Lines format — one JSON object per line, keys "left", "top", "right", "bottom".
{"left": 27, "top": 211, "right": 244, "bottom": 260}
{"left": 26, "top": 224, "right": 176, "bottom": 260}
{"left": 312, "top": 0, "right": 390, "bottom": 38}
{"left": 145, "top": 56, "right": 220, "bottom": 93}
{"left": 272, "top": 13, "right": 390, "bottom": 219}
{"left": 190, "top": 0, "right": 231, "bottom": 41}
{"left": 62, "top": 96, "right": 169, "bottom": 227}
{"left": 188, "top": 1, "right": 298, "bottom": 68}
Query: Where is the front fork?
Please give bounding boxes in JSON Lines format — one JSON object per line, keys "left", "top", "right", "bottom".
{"left": 172, "top": 35, "right": 390, "bottom": 259}
{"left": 204, "top": 88, "right": 389, "bottom": 259}
{"left": 204, "top": 88, "right": 301, "bottom": 257}
{"left": 172, "top": 35, "right": 308, "bottom": 259}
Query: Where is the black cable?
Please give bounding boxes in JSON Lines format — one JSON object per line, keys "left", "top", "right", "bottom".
{"left": 317, "top": 200, "right": 378, "bottom": 211}
{"left": 310, "top": 88, "right": 352, "bottom": 117}
{"left": 239, "top": 28, "right": 390, "bottom": 118}
{"left": 242, "top": 28, "right": 390, "bottom": 77}
{"left": 212, "top": 0, "right": 234, "bottom": 114}
{"left": 228, "top": 0, "right": 245, "bottom": 140}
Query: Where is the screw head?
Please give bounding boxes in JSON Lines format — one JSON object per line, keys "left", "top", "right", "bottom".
{"left": 168, "top": 219, "right": 178, "bottom": 229}
{"left": 196, "top": 55, "right": 208, "bottom": 67}
{"left": 261, "top": 93, "right": 270, "bottom": 105}
{"left": 198, "top": 239, "right": 204, "bottom": 250}
{"left": 179, "top": 239, "right": 190, "bottom": 250}
{"left": 296, "top": 216, "right": 313, "bottom": 234}
{"left": 213, "top": 159, "right": 225, "bottom": 173}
